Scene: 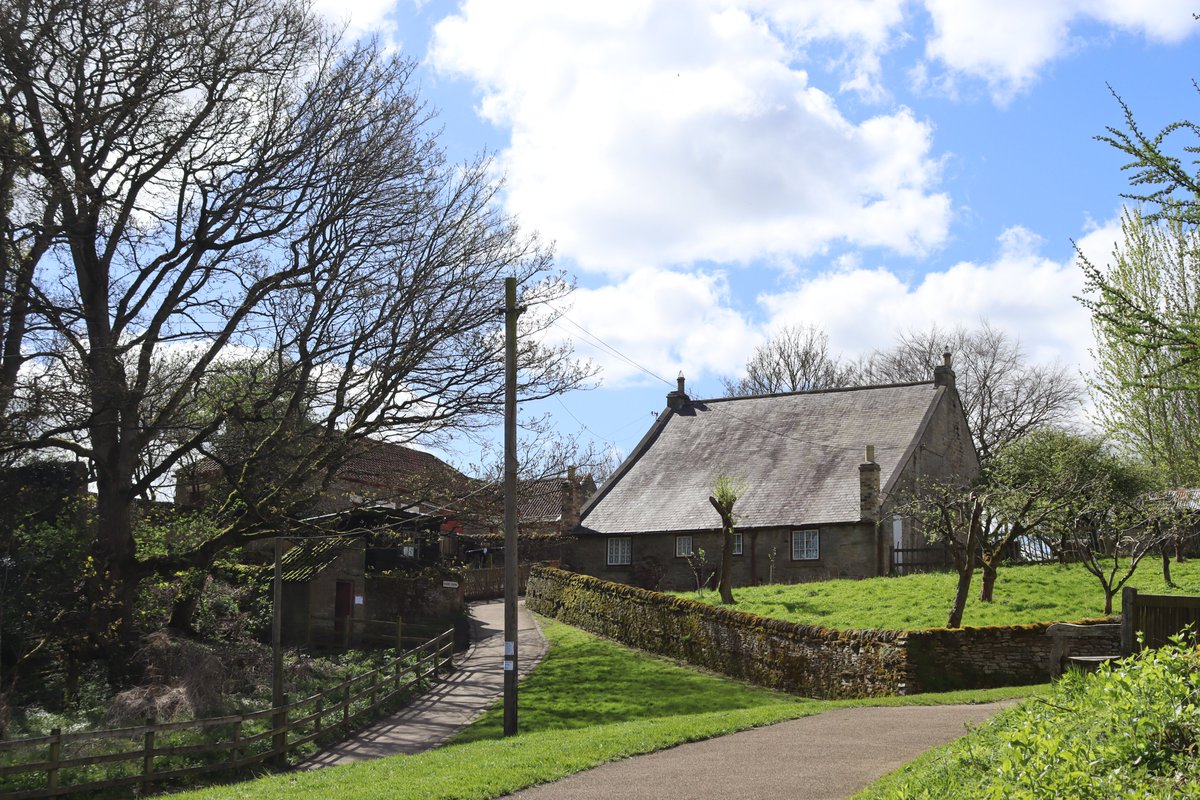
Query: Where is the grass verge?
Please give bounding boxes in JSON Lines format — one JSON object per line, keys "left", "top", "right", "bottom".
{"left": 680, "top": 560, "right": 1200, "bottom": 629}
{"left": 855, "top": 639, "right": 1200, "bottom": 799}
{"left": 174, "top": 617, "right": 1040, "bottom": 800}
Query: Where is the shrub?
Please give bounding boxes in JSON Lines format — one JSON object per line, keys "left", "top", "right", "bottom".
{"left": 869, "top": 635, "right": 1200, "bottom": 799}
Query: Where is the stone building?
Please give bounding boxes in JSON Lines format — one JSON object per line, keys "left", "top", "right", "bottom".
{"left": 564, "top": 357, "right": 978, "bottom": 590}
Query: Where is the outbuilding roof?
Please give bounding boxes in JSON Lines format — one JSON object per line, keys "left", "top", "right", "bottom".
{"left": 579, "top": 381, "right": 945, "bottom": 535}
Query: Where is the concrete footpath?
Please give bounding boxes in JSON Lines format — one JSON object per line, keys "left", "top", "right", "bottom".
{"left": 509, "top": 701, "right": 1012, "bottom": 800}
{"left": 300, "top": 598, "right": 546, "bottom": 768}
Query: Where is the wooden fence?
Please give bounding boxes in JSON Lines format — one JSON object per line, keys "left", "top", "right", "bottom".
{"left": 890, "top": 547, "right": 949, "bottom": 576}
{"left": 0, "top": 629, "right": 455, "bottom": 799}
{"left": 461, "top": 564, "right": 532, "bottom": 600}
{"left": 1121, "top": 586, "right": 1200, "bottom": 653}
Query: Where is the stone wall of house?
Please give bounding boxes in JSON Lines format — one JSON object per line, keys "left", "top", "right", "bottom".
{"left": 527, "top": 565, "right": 908, "bottom": 699}
{"left": 528, "top": 566, "right": 1120, "bottom": 697}
{"left": 882, "top": 384, "right": 981, "bottom": 564}
{"left": 563, "top": 522, "right": 878, "bottom": 592}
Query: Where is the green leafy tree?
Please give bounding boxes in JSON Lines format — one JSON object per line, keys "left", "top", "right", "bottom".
{"left": 1080, "top": 87, "right": 1200, "bottom": 386}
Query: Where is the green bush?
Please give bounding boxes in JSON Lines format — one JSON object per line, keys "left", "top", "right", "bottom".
{"left": 862, "top": 636, "right": 1200, "bottom": 799}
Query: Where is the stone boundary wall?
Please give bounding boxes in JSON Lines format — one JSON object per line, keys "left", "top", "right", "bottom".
{"left": 526, "top": 566, "right": 907, "bottom": 698}
{"left": 906, "top": 620, "right": 1119, "bottom": 692}
{"left": 527, "top": 566, "right": 1121, "bottom": 697}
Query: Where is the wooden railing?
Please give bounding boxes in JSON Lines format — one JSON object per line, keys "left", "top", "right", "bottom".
{"left": 0, "top": 629, "right": 455, "bottom": 799}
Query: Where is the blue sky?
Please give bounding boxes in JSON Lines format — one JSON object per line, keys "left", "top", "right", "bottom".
{"left": 314, "top": 0, "right": 1200, "bottom": 469}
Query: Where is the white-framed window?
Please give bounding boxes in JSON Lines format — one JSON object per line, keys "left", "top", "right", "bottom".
{"left": 607, "top": 536, "right": 631, "bottom": 566}
{"left": 732, "top": 532, "right": 743, "bottom": 556}
{"left": 675, "top": 535, "right": 693, "bottom": 558}
{"left": 791, "top": 529, "right": 820, "bottom": 561}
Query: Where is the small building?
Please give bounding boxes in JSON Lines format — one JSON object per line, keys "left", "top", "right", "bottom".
{"left": 564, "top": 357, "right": 978, "bottom": 590}
{"left": 278, "top": 506, "right": 463, "bottom": 648}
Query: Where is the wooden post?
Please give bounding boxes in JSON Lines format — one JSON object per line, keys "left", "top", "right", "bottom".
{"left": 278, "top": 694, "right": 289, "bottom": 760}
{"left": 370, "top": 669, "right": 380, "bottom": 710}
{"left": 342, "top": 682, "right": 351, "bottom": 726}
{"left": 141, "top": 715, "right": 156, "bottom": 796}
{"left": 315, "top": 695, "right": 324, "bottom": 736}
{"left": 231, "top": 719, "right": 242, "bottom": 765}
{"left": 395, "top": 616, "right": 402, "bottom": 652}
{"left": 1121, "top": 586, "right": 1138, "bottom": 655}
{"left": 503, "top": 275, "right": 521, "bottom": 737}
{"left": 47, "top": 727, "right": 61, "bottom": 792}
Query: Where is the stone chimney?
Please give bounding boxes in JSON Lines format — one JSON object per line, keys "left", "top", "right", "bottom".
{"left": 933, "top": 350, "right": 955, "bottom": 389}
{"left": 560, "top": 465, "right": 581, "bottom": 532}
{"left": 859, "top": 445, "right": 881, "bottom": 523}
{"left": 666, "top": 371, "right": 690, "bottom": 412}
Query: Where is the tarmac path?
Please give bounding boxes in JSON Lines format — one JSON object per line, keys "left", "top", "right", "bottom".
{"left": 509, "top": 701, "right": 1012, "bottom": 800}
{"left": 300, "top": 598, "right": 546, "bottom": 768}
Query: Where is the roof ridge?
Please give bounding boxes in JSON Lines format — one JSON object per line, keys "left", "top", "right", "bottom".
{"left": 694, "top": 380, "right": 934, "bottom": 405}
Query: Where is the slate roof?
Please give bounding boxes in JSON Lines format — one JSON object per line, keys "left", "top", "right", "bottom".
{"left": 579, "top": 382, "right": 944, "bottom": 535}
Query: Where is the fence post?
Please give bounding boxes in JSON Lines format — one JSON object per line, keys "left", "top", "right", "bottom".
{"left": 47, "top": 727, "right": 61, "bottom": 792}
{"left": 1121, "top": 586, "right": 1137, "bottom": 655}
{"left": 342, "top": 681, "right": 351, "bottom": 727}
{"left": 395, "top": 616, "right": 402, "bottom": 651}
{"left": 370, "top": 669, "right": 380, "bottom": 710}
{"left": 273, "top": 693, "right": 288, "bottom": 765}
{"left": 315, "top": 694, "right": 324, "bottom": 736}
{"left": 231, "top": 718, "right": 242, "bottom": 766}
{"left": 141, "top": 714, "right": 156, "bottom": 796}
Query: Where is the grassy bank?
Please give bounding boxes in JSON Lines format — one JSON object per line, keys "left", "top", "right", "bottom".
{"left": 174, "top": 618, "right": 1040, "bottom": 800}
{"left": 856, "top": 639, "right": 1200, "bottom": 799}
{"left": 682, "top": 560, "right": 1200, "bottom": 629}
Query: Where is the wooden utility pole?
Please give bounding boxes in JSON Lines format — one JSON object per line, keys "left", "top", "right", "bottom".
{"left": 503, "top": 276, "right": 522, "bottom": 736}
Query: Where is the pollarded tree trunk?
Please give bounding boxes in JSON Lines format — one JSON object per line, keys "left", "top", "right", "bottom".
{"left": 978, "top": 561, "right": 998, "bottom": 603}
{"left": 708, "top": 494, "right": 736, "bottom": 605}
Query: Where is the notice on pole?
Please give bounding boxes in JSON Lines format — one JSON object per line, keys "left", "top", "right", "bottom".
{"left": 442, "top": 580, "right": 459, "bottom": 589}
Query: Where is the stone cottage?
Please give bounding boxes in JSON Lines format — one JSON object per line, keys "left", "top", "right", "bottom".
{"left": 564, "top": 356, "right": 978, "bottom": 590}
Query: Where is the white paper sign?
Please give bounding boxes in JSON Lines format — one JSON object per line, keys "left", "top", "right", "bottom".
{"left": 442, "top": 580, "right": 459, "bottom": 588}
{"left": 503, "top": 660, "right": 514, "bottom": 671}
{"left": 354, "top": 595, "right": 364, "bottom": 605}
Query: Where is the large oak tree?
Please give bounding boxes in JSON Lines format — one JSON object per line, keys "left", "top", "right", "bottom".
{"left": 0, "top": 0, "right": 587, "bottom": 651}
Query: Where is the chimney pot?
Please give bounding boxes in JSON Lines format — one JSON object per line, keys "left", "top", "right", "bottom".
{"left": 865, "top": 445, "right": 875, "bottom": 463}
{"left": 942, "top": 350, "right": 952, "bottom": 368}
{"left": 667, "top": 371, "right": 690, "bottom": 412}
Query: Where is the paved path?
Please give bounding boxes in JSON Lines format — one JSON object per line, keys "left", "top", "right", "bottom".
{"left": 509, "top": 701, "right": 1012, "bottom": 800}
{"left": 300, "top": 599, "right": 547, "bottom": 768}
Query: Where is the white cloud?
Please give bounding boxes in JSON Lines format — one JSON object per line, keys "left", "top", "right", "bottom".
{"left": 430, "top": 1, "right": 949, "bottom": 274}
{"left": 920, "top": 0, "right": 1198, "bottom": 104}
{"left": 312, "top": 0, "right": 399, "bottom": 42}
{"left": 758, "top": 224, "right": 1107, "bottom": 373}
{"left": 555, "top": 268, "right": 759, "bottom": 388}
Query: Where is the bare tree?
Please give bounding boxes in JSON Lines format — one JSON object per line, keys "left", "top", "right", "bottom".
{"left": 0, "top": 0, "right": 589, "bottom": 652}
{"left": 860, "top": 322, "right": 1080, "bottom": 463}
{"left": 722, "top": 324, "right": 856, "bottom": 396}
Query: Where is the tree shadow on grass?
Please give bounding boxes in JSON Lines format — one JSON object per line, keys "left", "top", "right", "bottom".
{"left": 454, "top": 623, "right": 800, "bottom": 742}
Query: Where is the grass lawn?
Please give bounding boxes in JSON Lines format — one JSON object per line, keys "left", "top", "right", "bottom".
{"left": 174, "top": 618, "right": 1040, "bottom": 800}
{"left": 681, "top": 559, "right": 1200, "bottom": 630}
